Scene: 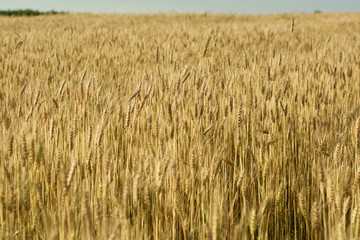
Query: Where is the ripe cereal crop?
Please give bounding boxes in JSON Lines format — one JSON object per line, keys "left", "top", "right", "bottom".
{"left": 0, "top": 12, "right": 360, "bottom": 239}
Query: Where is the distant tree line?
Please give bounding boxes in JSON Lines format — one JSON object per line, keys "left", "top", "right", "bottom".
{"left": 0, "top": 9, "right": 68, "bottom": 16}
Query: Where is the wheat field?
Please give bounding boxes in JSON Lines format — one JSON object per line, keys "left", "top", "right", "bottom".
{"left": 0, "top": 12, "right": 360, "bottom": 239}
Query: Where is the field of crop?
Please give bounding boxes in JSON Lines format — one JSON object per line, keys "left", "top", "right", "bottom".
{"left": 0, "top": 12, "right": 360, "bottom": 239}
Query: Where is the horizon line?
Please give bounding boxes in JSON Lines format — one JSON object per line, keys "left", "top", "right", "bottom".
{"left": 1, "top": 8, "right": 360, "bottom": 15}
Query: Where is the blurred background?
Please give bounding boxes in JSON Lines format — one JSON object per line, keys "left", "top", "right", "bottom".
{"left": 2, "top": 0, "right": 360, "bottom": 14}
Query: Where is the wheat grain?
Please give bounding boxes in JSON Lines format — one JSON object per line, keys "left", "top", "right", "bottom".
{"left": 1, "top": 12, "right": 360, "bottom": 240}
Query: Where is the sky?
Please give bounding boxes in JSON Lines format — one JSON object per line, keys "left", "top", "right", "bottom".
{"left": 2, "top": 0, "right": 360, "bottom": 14}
